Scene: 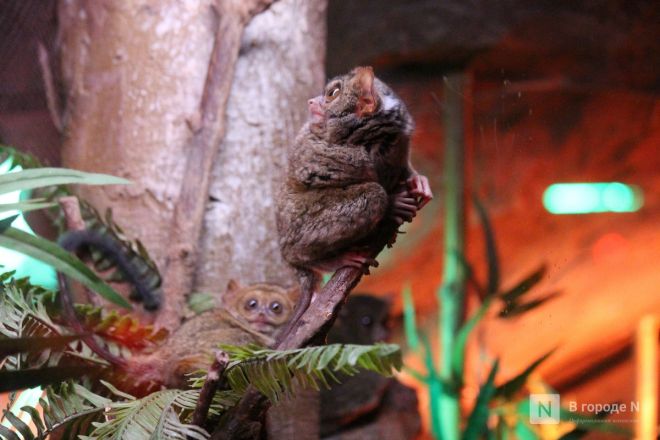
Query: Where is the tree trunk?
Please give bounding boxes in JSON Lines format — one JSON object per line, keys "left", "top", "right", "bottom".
{"left": 58, "top": 0, "right": 326, "bottom": 306}
{"left": 58, "top": 0, "right": 326, "bottom": 437}
{"left": 195, "top": 0, "right": 326, "bottom": 293}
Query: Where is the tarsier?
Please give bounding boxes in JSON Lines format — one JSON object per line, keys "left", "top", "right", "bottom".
{"left": 321, "top": 294, "right": 421, "bottom": 440}
{"left": 57, "top": 230, "right": 298, "bottom": 390}
{"left": 277, "top": 66, "right": 433, "bottom": 338}
{"left": 122, "top": 280, "right": 299, "bottom": 389}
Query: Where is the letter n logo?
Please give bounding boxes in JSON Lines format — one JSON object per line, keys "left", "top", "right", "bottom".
{"left": 530, "top": 394, "right": 560, "bottom": 424}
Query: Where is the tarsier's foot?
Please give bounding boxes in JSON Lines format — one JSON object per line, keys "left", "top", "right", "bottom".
{"left": 407, "top": 174, "right": 433, "bottom": 209}
{"left": 316, "top": 251, "right": 379, "bottom": 275}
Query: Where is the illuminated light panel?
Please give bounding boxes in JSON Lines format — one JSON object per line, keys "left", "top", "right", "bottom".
{"left": 543, "top": 182, "right": 643, "bottom": 214}
{"left": 0, "top": 160, "right": 56, "bottom": 288}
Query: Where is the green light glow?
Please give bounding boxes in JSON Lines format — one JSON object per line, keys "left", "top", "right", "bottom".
{"left": 0, "top": 160, "right": 57, "bottom": 288}
{"left": 543, "top": 182, "right": 643, "bottom": 214}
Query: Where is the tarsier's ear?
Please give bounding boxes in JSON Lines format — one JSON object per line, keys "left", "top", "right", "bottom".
{"left": 353, "top": 66, "right": 376, "bottom": 117}
{"left": 226, "top": 279, "right": 241, "bottom": 297}
{"left": 287, "top": 286, "right": 301, "bottom": 304}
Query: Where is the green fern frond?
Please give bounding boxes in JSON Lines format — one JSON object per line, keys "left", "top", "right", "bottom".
{"left": 219, "top": 343, "right": 402, "bottom": 403}
{"left": 0, "top": 382, "right": 110, "bottom": 440}
{"left": 0, "top": 146, "right": 161, "bottom": 298}
{"left": 0, "top": 382, "right": 217, "bottom": 440}
{"left": 82, "top": 385, "right": 210, "bottom": 440}
{"left": 0, "top": 282, "right": 61, "bottom": 371}
{"left": 0, "top": 279, "right": 111, "bottom": 370}
{"left": 0, "top": 145, "right": 44, "bottom": 170}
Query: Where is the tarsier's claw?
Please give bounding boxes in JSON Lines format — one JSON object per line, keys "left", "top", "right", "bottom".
{"left": 338, "top": 252, "right": 379, "bottom": 274}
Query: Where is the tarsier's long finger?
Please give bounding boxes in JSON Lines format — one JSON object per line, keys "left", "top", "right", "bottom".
{"left": 394, "top": 197, "right": 418, "bottom": 208}
{"left": 393, "top": 201, "right": 418, "bottom": 215}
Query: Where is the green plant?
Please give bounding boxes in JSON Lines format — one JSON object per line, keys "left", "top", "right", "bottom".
{"left": 402, "top": 199, "right": 627, "bottom": 439}
{"left": 0, "top": 148, "right": 405, "bottom": 439}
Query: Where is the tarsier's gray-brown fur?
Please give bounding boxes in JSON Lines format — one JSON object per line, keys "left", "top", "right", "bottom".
{"left": 277, "top": 66, "right": 432, "bottom": 340}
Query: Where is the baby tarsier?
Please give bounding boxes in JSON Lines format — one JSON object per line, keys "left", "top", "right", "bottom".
{"left": 57, "top": 233, "right": 297, "bottom": 391}
{"left": 277, "top": 66, "right": 433, "bottom": 339}
{"left": 122, "top": 280, "right": 299, "bottom": 390}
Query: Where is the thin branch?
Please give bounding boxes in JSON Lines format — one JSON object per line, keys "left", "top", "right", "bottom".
{"left": 59, "top": 196, "right": 86, "bottom": 231}
{"left": 157, "top": 0, "right": 279, "bottom": 330}
{"left": 192, "top": 350, "right": 229, "bottom": 428}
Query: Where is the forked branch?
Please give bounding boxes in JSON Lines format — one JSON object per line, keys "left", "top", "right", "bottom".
{"left": 157, "top": 0, "right": 279, "bottom": 330}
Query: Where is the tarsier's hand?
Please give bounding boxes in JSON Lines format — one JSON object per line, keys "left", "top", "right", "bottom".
{"left": 407, "top": 174, "right": 433, "bottom": 209}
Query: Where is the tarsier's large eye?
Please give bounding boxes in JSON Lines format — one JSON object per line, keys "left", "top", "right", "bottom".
{"left": 269, "top": 301, "right": 283, "bottom": 315}
{"left": 325, "top": 84, "right": 341, "bottom": 102}
{"left": 244, "top": 298, "right": 258, "bottom": 310}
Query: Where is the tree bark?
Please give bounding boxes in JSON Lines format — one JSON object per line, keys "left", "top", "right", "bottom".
{"left": 195, "top": 0, "right": 326, "bottom": 294}
{"left": 57, "top": 0, "right": 326, "bottom": 314}
{"left": 58, "top": 0, "right": 327, "bottom": 438}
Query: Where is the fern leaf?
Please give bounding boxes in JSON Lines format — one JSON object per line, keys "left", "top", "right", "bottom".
{"left": 220, "top": 343, "right": 402, "bottom": 403}
{"left": 0, "top": 382, "right": 110, "bottom": 440}
{"left": 87, "top": 388, "right": 210, "bottom": 440}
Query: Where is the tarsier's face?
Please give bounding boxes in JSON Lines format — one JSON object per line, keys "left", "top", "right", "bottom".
{"left": 307, "top": 66, "right": 406, "bottom": 140}
{"left": 223, "top": 282, "right": 299, "bottom": 337}
{"left": 328, "top": 295, "right": 391, "bottom": 345}
{"left": 307, "top": 67, "right": 386, "bottom": 123}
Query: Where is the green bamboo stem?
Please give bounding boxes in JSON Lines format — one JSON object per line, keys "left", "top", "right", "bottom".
{"left": 438, "top": 72, "right": 467, "bottom": 440}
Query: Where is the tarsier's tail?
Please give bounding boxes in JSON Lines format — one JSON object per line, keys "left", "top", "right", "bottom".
{"left": 276, "top": 268, "right": 318, "bottom": 347}
{"left": 57, "top": 229, "right": 162, "bottom": 368}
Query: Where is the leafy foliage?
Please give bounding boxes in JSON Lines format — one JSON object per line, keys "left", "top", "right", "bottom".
{"left": 187, "top": 292, "right": 217, "bottom": 315}
{"left": 75, "top": 303, "right": 169, "bottom": 351}
{"left": 0, "top": 381, "right": 109, "bottom": 440}
{"left": 0, "top": 168, "right": 129, "bottom": 197}
{"left": 0, "top": 281, "right": 62, "bottom": 371}
{"left": 0, "top": 151, "right": 409, "bottom": 439}
{"left": 220, "top": 343, "right": 402, "bottom": 403}
{"left": 462, "top": 360, "right": 499, "bottom": 440}
{"left": 79, "top": 383, "right": 210, "bottom": 440}
{"left": 402, "top": 199, "right": 624, "bottom": 440}
{"left": 0, "top": 145, "right": 44, "bottom": 170}
{"left": 0, "top": 145, "right": 162, "bottom": 303}
{"left": 0, "top": 381, "right": 214, "bottom": 440}
{"left": 0, "top": 226, "right": 131, "bottom": 308}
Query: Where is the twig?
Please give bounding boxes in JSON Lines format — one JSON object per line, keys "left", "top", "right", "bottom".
{"left": 37, "top": 41, "right": 63, "bottom": 132}
{"left": 192, "top": 350, "right": 229, "bottom": 428}
{"left": 157, "top": 0, "right": 279, "bottom": 330}
{"left": 59, "top": 196, "right": 86, "bottom": 231}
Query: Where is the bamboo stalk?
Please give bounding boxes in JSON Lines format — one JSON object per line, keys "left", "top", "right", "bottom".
{"left": 635, "top": 314, "right": 658, "bottom": 440}
{"left": 438, "top": 72, "right": 468, "bottom": 440}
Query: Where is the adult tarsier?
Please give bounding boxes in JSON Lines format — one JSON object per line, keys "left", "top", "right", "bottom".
{"left": 277, "top": 66, "right": 433, "bottom": 337}
{"left": 58, "top": 230, "right": 298, "bottom": 391}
